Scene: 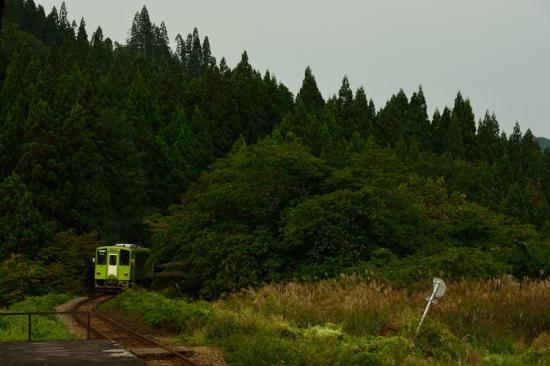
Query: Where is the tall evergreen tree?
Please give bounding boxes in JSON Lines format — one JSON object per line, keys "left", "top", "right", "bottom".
{"left": 477, "top": 112, "right": 501, "bottom": 162}
{"left": 187, "top": 28, "right": 203, "bottom": 78}
{"left": 501, "top": 182, "right": 534, "bottom": 224}
{"left": 352, "top": 87, "right": 375, "bottom": 138}
{"left": 126, "top": 70, "right": 155, "bottom": 132}
{"left": 128, "top": 6, "right": 153, "bottom": 58}
{"left": 75, "top": 18, "right": 89, "bottom": 65}
{"left": 60, "top": 103, "right": 115, "bottom": 233}
{"left": 520, "top": 129, "right": 542, "bottom": 178}
{"left": 15, "top": 100, "right": 63, "bottom": 221}
{"left": 448, "top": 92, "right": 477, "bottom": 160}
{"left": 336, "top": 76, "right": 354, "bottom": 140}
{"left": 202, "top": 36, "right": 215, "bottom": 68}
{"left": 374, "top": 90, "right": 408, "bottom": 147}
{"left": 96, "top": 109, "right": 148, "bottom": 241}
{"left": 406, "top": 86, "right": 431, "bottom": 151}
{"left": 44, "top": 6, "right": 59, "bottom": 44}
{"left": 0, "top": 174, "right": 50, "bottom": 261}
{"left": 173, "top": 107, "right": 214, "bottom": 181}
{"left": 508, "top": 122, "right": 523, "bottom": 176}
{"left": 154, "top": 21, "right": 170, "bottom": 59}
{"left": 431, "top": 107, "right": 451, "bottom": 154}
{"left": 0, "top": 101, "right": 26, "bottom": 178}
{"left": 89, "top": 26, "right": 112, "bottom": 70}
{"left": 58, "top": 2, "right": 69, "bottom": 30}
{"left": 283, "top": 67, "right": 327, "bottom": 152}
{"left": 175, "top": 33, "right": 187, "bottom": 69}
{"left": 296, "top": 67, "right": 325, "bottom": 114}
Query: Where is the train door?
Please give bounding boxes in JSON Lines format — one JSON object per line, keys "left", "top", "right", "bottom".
{"left": 119, "top": 250, "right": 131, "bottom": 283}
{"left": 108, "top": 254, "right": 118, "bottom": 277}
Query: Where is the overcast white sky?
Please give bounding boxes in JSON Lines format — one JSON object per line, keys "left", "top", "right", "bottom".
{"left": 35, "top": 0, "right": 550, "bottom": 137}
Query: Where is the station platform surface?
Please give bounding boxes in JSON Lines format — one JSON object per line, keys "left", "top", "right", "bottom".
{"left": 0, "top": 340, "right": 147, "bottom": 366}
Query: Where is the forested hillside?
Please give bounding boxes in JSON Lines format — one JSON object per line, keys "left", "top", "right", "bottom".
{"left": 538, "top": 137, "right": 550, "bottom": 150}
{"left": 1, "top": 0, "right": 549, "bottom": 304}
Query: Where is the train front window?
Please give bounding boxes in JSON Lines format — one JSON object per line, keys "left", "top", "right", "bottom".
{"left": 120, "top": 250, "right": 130, "bottom": 266}
{"left": 109, "top": 255, "right": 117, "bottom": 266}
{"left": 97, "top": 249, "right": 107, "bottom": 265}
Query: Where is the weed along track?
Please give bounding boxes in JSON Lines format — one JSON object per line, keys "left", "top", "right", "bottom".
{"left": 72, "top": 295, "right": 200, "bottom": 366}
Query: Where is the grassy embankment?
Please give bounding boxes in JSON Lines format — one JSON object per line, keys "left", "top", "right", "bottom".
{"left": 0, "top": 294, "right": 73, "bottom": 341}
{"left": 101, "top": 276, "right": 550, "bottom": 366}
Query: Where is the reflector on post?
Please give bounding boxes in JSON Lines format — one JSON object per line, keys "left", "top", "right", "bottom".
{"left": 414, "top": 277, "right": 446, "bottom": 340}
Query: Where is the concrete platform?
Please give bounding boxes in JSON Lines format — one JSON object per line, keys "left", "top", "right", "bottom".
{"left": 0, "top": 340, "right": 147, "bottom": 366}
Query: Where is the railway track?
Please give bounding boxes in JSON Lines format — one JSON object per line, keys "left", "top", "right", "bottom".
{"left": 71, "top": 294, "right": 199, "bottom": 366}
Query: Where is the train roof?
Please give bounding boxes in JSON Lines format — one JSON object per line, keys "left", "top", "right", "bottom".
{"left": 114, "top": 243, "right": 142, "bottom": 248}
{"left": 97, "top": 243, "right": 150, "bottom": 251}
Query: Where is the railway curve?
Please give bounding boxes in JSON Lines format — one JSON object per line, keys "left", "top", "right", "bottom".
{"left": 71, "top": 294, "right": 199, "bottom": 366}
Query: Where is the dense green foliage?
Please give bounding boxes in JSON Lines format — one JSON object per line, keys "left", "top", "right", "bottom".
{"left": 0, "top": 1, "right": 549, "bottom": 303}
{"left": 152, "top": 139, "right": 549, "bottom": 296}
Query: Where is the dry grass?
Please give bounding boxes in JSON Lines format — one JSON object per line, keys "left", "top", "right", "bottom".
{"left": 233, "top": 275, "right": 410, "bottom": 336}
{"left": 225, "top": 275, "right": 550, "bottom": 346}
{"left": 106, "top": 278, "right": 550, "bottom": 365}
{"left": 436, "top": 277, "right": 550, "bottom": 344}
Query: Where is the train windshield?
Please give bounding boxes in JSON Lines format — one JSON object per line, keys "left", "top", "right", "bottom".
{"left": 97, "top": 249, "right": 107, "bottom": 265}
{"left": 120, "top": 250, "right": 130, "bottom": 266}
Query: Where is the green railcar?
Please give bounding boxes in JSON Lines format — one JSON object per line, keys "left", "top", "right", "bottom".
{"left": 94, "top": 244, "right": 153, "bottom": 289}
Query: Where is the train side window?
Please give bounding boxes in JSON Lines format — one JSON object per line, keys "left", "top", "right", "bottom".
{"left": 109, "top": 255, "right": 117, "bottom": 266}
{"left": 97, "top": 250, "right": 107, "bottom": 265}
{"left": 120, "top": 250, "right": 130, "bottom": 266}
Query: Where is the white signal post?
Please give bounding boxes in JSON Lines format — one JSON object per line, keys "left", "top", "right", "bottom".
{"left": 414, "top": 277, "right": 446, "bottom": 340}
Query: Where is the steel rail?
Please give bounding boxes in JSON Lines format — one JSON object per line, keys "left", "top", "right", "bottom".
{"left": 71, "top": 295, "right": 199, "bottom": 366}
{"left": 71, "top": 294, "right": 113, "bottom": 339}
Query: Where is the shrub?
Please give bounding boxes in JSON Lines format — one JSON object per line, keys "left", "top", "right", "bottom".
{"left": 101, "top": 289, "right": 210, "bottom": 333}
{"left": 407, "top": 318, "right": 464, "bottom": 360}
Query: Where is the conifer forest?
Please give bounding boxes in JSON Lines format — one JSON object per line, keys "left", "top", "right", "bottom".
{"left": 1, "top": 0, "right": 549, "bottom": 306}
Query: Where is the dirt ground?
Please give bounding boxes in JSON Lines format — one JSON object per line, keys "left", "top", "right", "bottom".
{"left": 182, "top": 347, "right": 227, "bottom": 366}
{"left": 53, "top": 296, "right": 89, "bottom": 339}
{"left": 143, "top": 347, "right": 228, "bottom": 366}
